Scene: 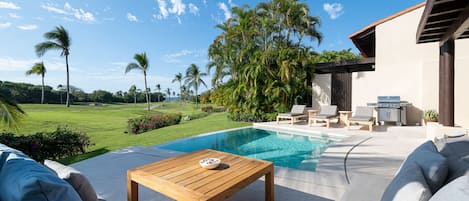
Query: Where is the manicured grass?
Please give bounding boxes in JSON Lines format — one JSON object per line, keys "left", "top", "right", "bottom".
{"left": 8, "top": 102, "right": 251, "bottom": 164}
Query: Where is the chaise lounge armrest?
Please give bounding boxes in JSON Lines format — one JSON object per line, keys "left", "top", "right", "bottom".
{"left": 340, "top": 173, "right": 392, "bottom": 201}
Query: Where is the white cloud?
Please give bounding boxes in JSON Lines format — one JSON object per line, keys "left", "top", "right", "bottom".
{"left": 127, "top": 13, "right": 138, "bottom": 22}
{"left": 188, "top": 3, "right": 199, "bottom": 15}
{"left": 0, "top": 1, "right": 20, "bottom": 9}
{"left": 202, "top": 0, "right": 207, "bottom": 5}
{"left": 0, "top": 57, "right": 68, "bottom": 72}
{"left": 17, "top": 24, "right": 38, "bottom": 30}
{"left": 0, "top": 22, "right": 11, "bottom": 28}
{"left": 156, "top": 0, "right": 169, "bottom": 19}
{"left": 323, "top": 3, "right": 344, "bottom": 20}
{"left": 8, "top": 13, "right": 20, "bottom": 19}
{"left": 163, "top": 49, "right": 205, "bottom": 63}
{"left": 169, "top": 0, "right": 186, "bottom": 16}
{"left": 41, "top": 2, "right": 95, "bottom": 22}
{"left": 228, "top": 0, "right": 235, "bottom": 7}
{"left": 218, "top": 2, "right": 231, "bottom": 20}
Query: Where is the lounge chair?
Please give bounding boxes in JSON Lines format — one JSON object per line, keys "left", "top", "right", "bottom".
{"left": 276, "top": 105, "right": 307, "bottom": 124}
{"left": 308, "top": 105, "right": 338, "bottom": 128}
{"left": 347, "top": 106, "right": 375, "bottom": 132}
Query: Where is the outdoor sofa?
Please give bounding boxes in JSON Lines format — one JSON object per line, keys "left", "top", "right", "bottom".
{"left": 340, "top": 138, "right": 469, "bottom": 201}
{"left": 0, "top": 143, "right": 101, "bottom": 201}
{"left": 308, "top": 105, "right": 338, "bottom": 128}
{"left": 276, "top": 105, "right": 308, "bottom": 124}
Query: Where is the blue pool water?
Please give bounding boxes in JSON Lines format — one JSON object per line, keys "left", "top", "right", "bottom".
{"left": 156, "top": 128, "right": 341, "bottom": 171}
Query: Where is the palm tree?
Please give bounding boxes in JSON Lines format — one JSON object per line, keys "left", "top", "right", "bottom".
{"left": 125, "top": 52, "right": 150, "bottom": 111}
{"left": 155, "top": 83, "right": 161, "bottom": 102}
{"left": 35, "top": 25, "right": 72, "bottom": 107}
{"left": 26, "top": 62, "right": 47, "bottom": 104}
{"left": 0, "top": 94, "right": 25, "bottom": 129}
{"left": 185, "top": 64, "right": 207, "bottom": 108}
{"left": 129, "top": 85, "right": 137, "bottom": 104}
{"left": 172, "top": 72, "right": 183, "bottom": 104}
{"left": 166, "top": 88, "right": 171, "bottom": 102}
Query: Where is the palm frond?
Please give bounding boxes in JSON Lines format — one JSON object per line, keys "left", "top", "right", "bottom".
{"left": 133, "top": 52, "right": 148, "bottom": 71}
{"left": 35, "top": 42, "right": 62, "bottom": 57}
{"left": 0, "top": 94, "right": 25, "bottom": 129}
{"left": 26, "top": 62, "right": 46, "bottom": 76}
{"left": 125, "top": 63, "right": 142, "bottom": 74}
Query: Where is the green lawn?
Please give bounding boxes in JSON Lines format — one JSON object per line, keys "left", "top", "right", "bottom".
{"left": 9, "top": 102, "right": 250, "bottom": 164}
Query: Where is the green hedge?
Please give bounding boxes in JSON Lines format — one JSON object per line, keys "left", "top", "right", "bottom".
{"left": 0, "top": 127, "right": 92, "bottom": 162}
{"left": 127, "top": 113, "right": 182, "bottom": 134}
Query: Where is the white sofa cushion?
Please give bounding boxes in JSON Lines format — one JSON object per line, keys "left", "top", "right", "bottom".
{"left": 381, "top": 161, "right": 432, "bottom": 201}
{"left": 45, "top": 160, "right": 98, "bottom": 201}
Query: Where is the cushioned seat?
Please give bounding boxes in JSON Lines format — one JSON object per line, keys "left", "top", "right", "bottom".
{"left": 347, "top": 106, "right": 374, "bottom": 132}
{"left": 0, "top": 151, "right": 82, "bottom": 201}
{"left": 276, "top": 105, "right": 308, "bottom": 124}
{"left": 349, "top": 116, "right": 373, "bottom": 121}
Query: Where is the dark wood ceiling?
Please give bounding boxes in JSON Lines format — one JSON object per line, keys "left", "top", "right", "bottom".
{"left": 315, "top": 57, "right": 375, "bottom": 74}
{"left": 417, "top": 0, "right": 469, "bottom": 43}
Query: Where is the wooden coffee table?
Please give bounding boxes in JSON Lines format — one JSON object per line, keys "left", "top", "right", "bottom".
{"left": 127, "top": 149, "right": 274, "bottom": 201}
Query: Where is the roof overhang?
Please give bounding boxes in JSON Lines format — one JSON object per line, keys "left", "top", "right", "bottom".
{"left": 417, "top": 0, "right": 469, "bottom": 44}
{"left": 315, "top": 57, "right": 375, "bottom": 74}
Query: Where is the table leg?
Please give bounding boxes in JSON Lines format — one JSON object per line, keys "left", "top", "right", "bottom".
{"left": 265, "top": 169, "right": 274, "bottom": 201}
{"left": 127, "top": 171, "right": 138, "bottom": 201}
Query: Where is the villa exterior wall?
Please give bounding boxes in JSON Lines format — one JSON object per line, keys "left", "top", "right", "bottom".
{"left": 312, "top": 74, "right": 331, "bottom": 109}
{"left": 352, "top": 7, "right": 469, "bottom": 128}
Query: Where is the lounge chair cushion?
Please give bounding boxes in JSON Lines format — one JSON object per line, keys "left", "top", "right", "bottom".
{"left": 45, "top": 160, "right": 98, "bottom": 201}
{"left": 278, "top": 113, "right": 305, "bottom": 117}
{"left": 354, "top": 106, "right": 373, "bottom": 117}
{"left": 319, "top": 105, "right": 337, "bottom": 116}
{"left": 0, "top": 152, "right": 82, "bottom": 201}
{"left": 399, "top": 141, "right": 448, "bottom": 193}
{"left": 429, "top": 176, "right": 469, "bottom": 201}
{"left": 381, "top": 161, "right": 432, "bottom": 201}
{"left": 311, "top": 114, "right": 336, "bottom": 119}
{"left": 290, "top": 105, "right": 306, "bottom": 114}
{"left": 349, "top": 116, "right": 373, "bottom": 122}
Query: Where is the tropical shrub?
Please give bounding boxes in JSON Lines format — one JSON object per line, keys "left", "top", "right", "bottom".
{"left": 127, "top": 113, "right": 182, "bottom": 134}
{"left": 207, "top": 0, "right": 322, "bottom": 121}
{"left": 0, "top": 127, "right": 92, "bottom": 162}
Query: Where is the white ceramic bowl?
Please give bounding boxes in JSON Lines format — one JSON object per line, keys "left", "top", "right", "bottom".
{"left": 199, "top": 158, "right": 221, "bottom": 169}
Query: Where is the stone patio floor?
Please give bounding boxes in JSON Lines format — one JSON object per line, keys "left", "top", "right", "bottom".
{"left": 71, "top": 120, "right": 428, "bottom": 201}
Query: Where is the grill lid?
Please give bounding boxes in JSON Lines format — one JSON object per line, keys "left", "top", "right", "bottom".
{"left": 378, "top": 96, "right": 400, "bottom": 103}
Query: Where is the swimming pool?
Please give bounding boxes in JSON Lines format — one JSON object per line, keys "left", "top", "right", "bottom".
{"left": 156, "top": 127, "right": 343, "bottom": 172}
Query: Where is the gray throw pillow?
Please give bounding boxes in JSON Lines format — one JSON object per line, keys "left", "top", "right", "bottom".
{"left": 381, "top": 162, "right": 432, "bottom": 201}
{"left": 45, "top": 160, "right": 98, "bottom": 201}
{"left": 399, "top": 141, "right": 448, "bottom": 193}
{"left": 429, "top": 176, "right": 469, "bottom": 201}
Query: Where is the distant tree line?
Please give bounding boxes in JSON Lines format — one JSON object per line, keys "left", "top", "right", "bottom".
{"left": 0, "top": 81, "right": 165, "bottom": 104}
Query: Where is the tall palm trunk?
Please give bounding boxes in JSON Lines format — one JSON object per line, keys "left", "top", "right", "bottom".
{"left": 41, "top": 75, "right": 45, "bottom": 104}
{"left": 143, "top": 73, "right": 150, "bottom": 111}
{"left": 134, "top": 93, "right": 136, "bottom": 104}
{"left": 195, "top": 88, "right": 198, "bottom": 108}
{"left": 179, "top": 82, "right": 182, "bottom": 105}
{"left": 65, "top": 54, "right": 70, "bottom": 107}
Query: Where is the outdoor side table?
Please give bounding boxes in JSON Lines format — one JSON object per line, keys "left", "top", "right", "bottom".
{"left": 339, "top": 111, "right": 352, "bottom": 125}
{"left": 127, "top": 149, "right": 274, "bottom": 201}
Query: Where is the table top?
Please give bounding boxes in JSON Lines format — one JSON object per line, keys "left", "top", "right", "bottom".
{"left": 128, "top": 149, "right": 273, "bottom": 201}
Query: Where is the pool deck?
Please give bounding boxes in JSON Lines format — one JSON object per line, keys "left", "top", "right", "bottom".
{"left": 71, "top": 121, "right": 428, "bottom": 201}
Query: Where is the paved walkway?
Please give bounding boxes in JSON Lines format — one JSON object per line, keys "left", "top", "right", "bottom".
{"left": 71, "top": 122, "right": 428, "bottom": 201}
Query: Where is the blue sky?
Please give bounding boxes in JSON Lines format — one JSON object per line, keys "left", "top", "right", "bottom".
{"left": 0, "top": 0, "right": 423, "bottom": 93}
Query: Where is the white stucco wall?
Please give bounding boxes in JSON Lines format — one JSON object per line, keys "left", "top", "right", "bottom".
{"left": 352, "top": 7, "right": 469, "bottom": 128}
{"left": 312, "top": 74, "right": 331, "bottom": 110}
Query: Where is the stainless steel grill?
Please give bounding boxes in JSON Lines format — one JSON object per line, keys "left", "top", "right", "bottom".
{"left": 367, "top": 96, "right": 410, "bottom": 126}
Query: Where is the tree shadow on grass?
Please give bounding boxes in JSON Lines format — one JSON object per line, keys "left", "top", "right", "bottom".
{"left": 59, "top": 148, "right": 110, "bottom": 165}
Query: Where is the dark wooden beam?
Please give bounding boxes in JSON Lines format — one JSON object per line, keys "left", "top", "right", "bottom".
{"left": 417, "top": 0, "right": 436, "bottom": 43}
{"left": 429, "top": 8, "right": 464, "bottom": 17}
{"left": 439, "top": 39, "right": 454, "bottom": 126}
{"left": 440, "top": 1, "right": 469, "bottom": 44}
